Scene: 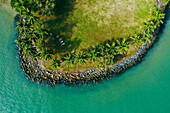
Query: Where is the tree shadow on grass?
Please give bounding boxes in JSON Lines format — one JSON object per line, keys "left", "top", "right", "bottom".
{"left": 43, "top": 0, "right": 81, "bottom": 54}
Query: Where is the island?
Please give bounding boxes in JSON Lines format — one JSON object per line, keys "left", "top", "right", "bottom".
{"left": 10, "top": 0, "right": 169, "bottom": 86}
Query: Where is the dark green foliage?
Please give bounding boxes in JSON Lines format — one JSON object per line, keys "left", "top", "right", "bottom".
{"left": 64, "top": 54, "right": 74, "bottom": 67}
{"left": 88, "top": 48, "right": 98, "bottom": 62}
{"left": 116, "top": 38, "right": 129, "bottom": 54}
{"left": 51, "top": 58, "right": 61, "bottom": 69}
{"left": 13, "top": 0, "right": 51, "bottom": 60}
{"left": 105, "top": 42, "right": 117, "bottom": 55}
{"left": 40, "top": 48, "right": 53, "bottom": 60}
{"left": 11, "top": 0, "right": 55, "bottom": 15}
{"left": 130, "top": 34, "right": 142, "bottom": 47}
{"left": 74, "top": 52, "right": 88, "bottom": 65}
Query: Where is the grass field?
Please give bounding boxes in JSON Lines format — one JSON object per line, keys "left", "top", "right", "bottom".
{"left": 42, "top": 0, "right": 156, "bottom": 53}
{"left": 39, "top": 0, "right": 157, "bottom": 71}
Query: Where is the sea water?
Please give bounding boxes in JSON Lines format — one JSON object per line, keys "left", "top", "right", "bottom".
{"left": 0, "top": 4, "right": 170, "bottom": 113}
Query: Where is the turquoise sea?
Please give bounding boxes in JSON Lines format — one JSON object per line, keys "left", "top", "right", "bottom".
{"left": 0, "top": 4, "right": 170, "bottom": 113}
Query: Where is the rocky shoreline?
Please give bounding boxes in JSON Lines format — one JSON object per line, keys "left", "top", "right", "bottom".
{"left": 15, "top": 1, "right": 169, "bottom": 87}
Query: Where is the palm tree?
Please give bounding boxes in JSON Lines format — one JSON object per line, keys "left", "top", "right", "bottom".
{"left": 64, "top": 54, "right": 74, "bottom": 67}
{"left": 147, "top": 7, "right": 165, "bottom": 28}
{"left": 34, "top": 25, "right": 44, "bottom": 39}
{"left": 28, "top": 12, "right": 39, "bottom": 25}
{"left": 37, "top": 0, "right": 55, "bottom": 16}
{"left": 11, "top": 0, "right": 24, "bottom": 14}
{"left": 88, "top": 49, "right": 98, "bottom": 62}
{"left": 75, "top": 52, "right": 87, "bottom": 65}
{"left": 105, "top": 42, "right": 117, "bottom": 55}
{"left": 116, "top": 38, "right": 129, "bottom": 54}
{"left": 130, "top": 34, "right": 143, "bottom": 47}
{"left": 144, "top": 20, "right": 156, "bottom": 34}
{"left": 142, "top": 32, "right": 151, "bottom": 44}
{"left": 16, "top": 21, "right": 27, "bottom": 34}
{"left": 40, "top": 48, "right": 53, "bottom": 60}
{"left": 15, "top": 38, "right": 23, "bottom": 46}
{"left": 94, "top": 45, "right": 104, "bottom": 57}
{"left": 152, "top": 7, "right": 165, "bottom": 26}
{"left": 51, "top": 58, "right": 61, "bottom": 69}
{"left": 22, "top": 45, "right": 36, "bottom": 57}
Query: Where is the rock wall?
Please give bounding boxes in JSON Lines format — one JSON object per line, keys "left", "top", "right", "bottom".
{"left": 15, "top": 1, "right": 169, "bottom": 87}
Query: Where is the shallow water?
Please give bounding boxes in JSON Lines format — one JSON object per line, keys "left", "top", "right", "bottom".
{"left": 0, "top": 4, "right": 170, "bottom": 113}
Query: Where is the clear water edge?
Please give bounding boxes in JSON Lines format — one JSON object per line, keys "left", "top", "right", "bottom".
{"left": 0, "top": 3, "right": 170, "bottom": 113}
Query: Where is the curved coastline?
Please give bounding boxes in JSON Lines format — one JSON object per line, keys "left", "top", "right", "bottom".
{"left": 15, "top": 1, "right": 169, "bottom": 87}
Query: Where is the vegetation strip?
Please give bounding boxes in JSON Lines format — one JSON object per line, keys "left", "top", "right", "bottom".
{"left": 14, "top": 1, "right": 169, "bottom": 87}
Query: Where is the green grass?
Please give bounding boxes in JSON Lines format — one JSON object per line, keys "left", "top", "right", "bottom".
{"left": 39, "top": 0, "right": 157, "bottom": 71}
{"left": 162, "top": 0, "right": 170, "bottom": 3}
{"left": 42, "top": 0, "right": 156, "bottom": 53}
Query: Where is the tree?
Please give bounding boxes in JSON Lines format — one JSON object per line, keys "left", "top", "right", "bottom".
{"left": 51, "top": 58, "right": 61, "bottom": 69}
{"left": 130, "top": 34, "right": 143, "bottom": 47}
{"left": 116, "top": 38, "right": 129, "bottom": 54}
{"left": 152, "top": 7, "right": 165, "bottom": 26}
{"left": 105, "top": 42, "right": 117, "bottom": 55}
{"left": 74, "top": 52, "right": 87, "bottom": 65}
{"left": 88, "top": 49, "right": 98, "bottom": 62}
{"left": 40, "top": 48, "right": 53, "bottom": 60}
{"left": 16, "top": 21, "right": 28, "bottom": 34}
{"left": 144, "top": 20, "right": 156, "bottom": 34}
{"left": 142, "top": 32, "right": 151, "bottom": 44}
{"left": 12, "top": 0, "right": 52, "bottom": 61}
{"left": 94, "top": 45, "right": 105, "bottom": 57}
{"left": 64, "top": 54, "right": 74, "bottom": 67}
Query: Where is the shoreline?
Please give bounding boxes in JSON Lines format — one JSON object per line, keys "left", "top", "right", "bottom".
{"left": 0, "top": 2, "right": 17, "bottom": 17}
{"left": 15, "top": 1, "right": 169, "bottom": 87}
